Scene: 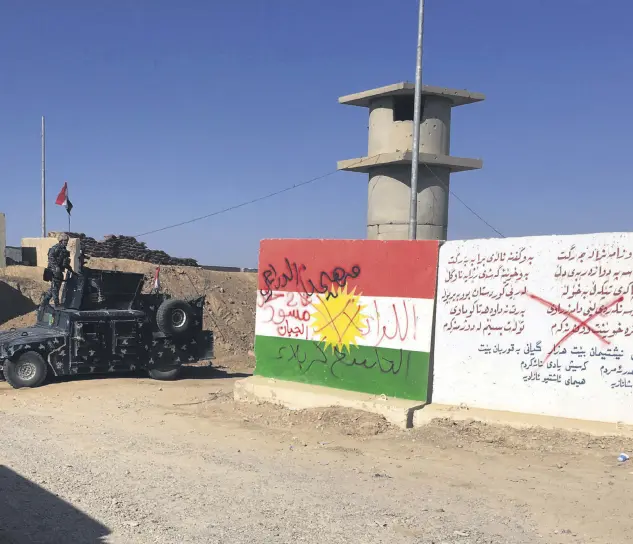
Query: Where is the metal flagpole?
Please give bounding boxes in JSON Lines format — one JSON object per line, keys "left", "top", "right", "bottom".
{"left": 41, "top": 116, "right": 46, "bottom": 237}
{"left": 67, "top": 185, "right": 71, "bottom": 234}
{"left": 407, "top": 0, "right": 425, "bottom": 240}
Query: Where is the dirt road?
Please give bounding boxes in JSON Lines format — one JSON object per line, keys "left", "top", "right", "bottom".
{"left": 0, "top": 363, "right": 631, "bottom": 544}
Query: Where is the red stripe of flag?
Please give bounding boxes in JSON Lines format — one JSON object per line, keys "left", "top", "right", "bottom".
{"left": 153, "top": 267, "right": 160, "bottom": 291}
{"left": 55, "top": 182, "right": 68, "bottom": 206}
{"left": 257, "top": 239, "right": 439, "bottom": 299}
{"left": 55, "top": 182, "right": 73, "bottom": 214}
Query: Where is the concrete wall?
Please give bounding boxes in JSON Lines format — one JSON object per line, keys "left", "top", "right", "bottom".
{"left": 21, "top": 237, "right": 80, "bottom": 271}
{"left": 367, "top": 96, "right": 452, "bottom": 156}
{"left": 367, "top": 164, "right": 450, "bottom": 241}
{"left": 0, "top": 213, "right": 5, "bottom": 268}
{"left": 253, "top": 239, "right": 440, "bottom": 401}
{"left": 368, "top": 97, "right": 413, "bottom": 155}
{"left": 433, "top": 232, "right": 633, "bottom": 424}
{"left": 5, "top": 246, "right": 23, "bottom": 265}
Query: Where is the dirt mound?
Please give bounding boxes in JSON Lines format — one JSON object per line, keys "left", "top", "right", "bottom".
{"left": 0, "top": 274, "right": 47, "bottom": 305}
{"left": 87, "top": 258, "right": 257, "bottom": 358}
{"left": 2, "top": 312, "right": 37, "bottom": 330}
{"left": 0, "top": 268, "right": 53, "bottom": 331}
{"left": 0, "top": 273, "right": 45, "bottom": 328}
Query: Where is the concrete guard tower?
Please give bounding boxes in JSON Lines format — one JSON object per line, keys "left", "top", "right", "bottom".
{"left": 337, "top": 83, "right": 485, "bottom": 240}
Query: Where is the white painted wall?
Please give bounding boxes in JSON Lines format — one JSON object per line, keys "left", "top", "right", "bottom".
{"left": 433, "top": 232, "right": 633, "bottom": 424}
{"left": 255, "top": 291, "right": 435, "bottom": 352}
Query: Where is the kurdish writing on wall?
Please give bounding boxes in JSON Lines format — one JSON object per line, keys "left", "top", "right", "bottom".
{"left": 253, "top": 239, "right": 439, "bottom": 401}
{"left": 433, "top": 232, "right": 633, "bottom": 423}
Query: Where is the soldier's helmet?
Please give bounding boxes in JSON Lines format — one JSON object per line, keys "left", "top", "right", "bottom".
{"left": 58, "top": 233, "right": 70, "bottom": 245}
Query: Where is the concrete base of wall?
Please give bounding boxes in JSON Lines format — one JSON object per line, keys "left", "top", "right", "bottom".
{"left": 413, "top": 404, "right": 633, "bottom": 438}
{"left": 234, "top": 376, "right": 425, "bottom": 429}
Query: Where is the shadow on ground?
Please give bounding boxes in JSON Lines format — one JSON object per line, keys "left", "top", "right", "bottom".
{"left": 0, "top": 281, "right": 37, "bottom": 326}
{"left": 183, "top": 365, "right": 251, "bottom": 380}
{"left": 0, "top": 465, "right": 110, "bottom": 543}
{"left": 45, "top": 364, "right": 251, "bottom": 386}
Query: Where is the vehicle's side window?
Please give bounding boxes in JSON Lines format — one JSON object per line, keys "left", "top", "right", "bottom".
{"left": 58, "top": 314, "right": 68, "bottom": 328}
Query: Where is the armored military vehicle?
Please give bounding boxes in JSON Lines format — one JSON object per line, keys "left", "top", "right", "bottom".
{"left": 0, "top": 267, "right": 213, "bottom": 389}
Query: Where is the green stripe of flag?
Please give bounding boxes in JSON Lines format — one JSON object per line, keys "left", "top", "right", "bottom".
{"left": 254, "top": 335, "right": 429, "bottom": 401}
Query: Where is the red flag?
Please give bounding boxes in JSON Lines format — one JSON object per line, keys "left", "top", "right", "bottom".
{"left": 153, "top": 267, "right": 160, "bottom": 291}
{"left": 55, "top": 182, "right": 73, "bottom": 214}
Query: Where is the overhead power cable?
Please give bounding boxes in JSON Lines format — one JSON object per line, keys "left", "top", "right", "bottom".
{"left": 135, "top": 154, "right": 505, "bottom": 239}
{"left": 134, "top": 169, "right": 341, "bottom": 238}
{"left": 421, "top": 162, "right": 506, "bottom": 238}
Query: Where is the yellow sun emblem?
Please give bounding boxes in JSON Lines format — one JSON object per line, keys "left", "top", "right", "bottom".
{"left": 311, "top": 285, "right": 368, "bottom": 353}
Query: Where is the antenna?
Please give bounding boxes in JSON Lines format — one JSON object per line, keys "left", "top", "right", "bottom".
{"left": 41, "top": 116, "right": 46, "bottom": 237}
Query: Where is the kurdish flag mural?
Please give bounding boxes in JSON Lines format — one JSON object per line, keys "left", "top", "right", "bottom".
{"left": 254, "top": 239, "right": 440, "bottom": 401}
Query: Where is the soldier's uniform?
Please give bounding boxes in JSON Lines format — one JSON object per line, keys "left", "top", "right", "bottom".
{"left": 40, "top": 235, "right": 73, "bottom": 308}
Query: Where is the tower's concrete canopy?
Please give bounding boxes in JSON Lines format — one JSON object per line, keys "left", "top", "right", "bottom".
{"left": 338, "top": 82, "right": 484, "bottom": 241}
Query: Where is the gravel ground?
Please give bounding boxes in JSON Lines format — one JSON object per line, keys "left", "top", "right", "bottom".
{"left": 0, "top": 364, "right": 631, "bottom": 544}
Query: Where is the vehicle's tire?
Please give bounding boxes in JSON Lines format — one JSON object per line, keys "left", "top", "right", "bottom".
{"left": 3, "top": 351, "right": 48, "bottom": 389}
{"left": 156, "top": 299, "right": 195, "bottom": 338}
{"left": 148, "top": 367, "right": 182, "bottom": 381}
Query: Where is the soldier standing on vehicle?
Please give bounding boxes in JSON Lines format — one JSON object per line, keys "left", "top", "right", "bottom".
{"left": 40, "top": 233, "right": 74, "bottom": 309}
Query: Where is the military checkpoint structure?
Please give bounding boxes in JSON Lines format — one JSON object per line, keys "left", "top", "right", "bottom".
{"left": 0, "top": 232, "right": 214, "bottom": 388}
{"left": 238, "top": 80, "right": 633, "bottom": 433}
{"left": 2, "top": 80, "right": 633, "bottom": 436}
{"left": 238, "top": 81, "right": 489, "bottom": 427}
{"left": 337, "top": 83, "right": 484, "bottom": 241}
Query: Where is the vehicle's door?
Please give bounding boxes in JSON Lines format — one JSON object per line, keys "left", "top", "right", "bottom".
{"left": 70, "top": 319, "right": 110, "bottom": 375}
{"left": 111, "top": 319, "right": 142, "bottom": 370}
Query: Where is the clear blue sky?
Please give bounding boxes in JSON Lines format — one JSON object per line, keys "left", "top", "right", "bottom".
{"left": 1, "top": 1, "right": 631, "bottom": 267}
